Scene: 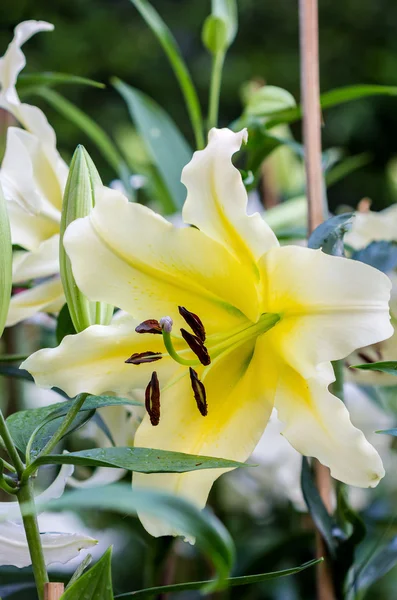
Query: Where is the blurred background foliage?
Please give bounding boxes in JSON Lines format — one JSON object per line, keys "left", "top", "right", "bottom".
{"left": 3, "top": 0, "right": 397, "bottom": 210}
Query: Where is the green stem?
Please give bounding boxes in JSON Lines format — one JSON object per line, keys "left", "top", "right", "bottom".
{"left": 24, "top": 393, "right": 89, "bottom": 477}
{"left": 208, "top": 51, "right": 225, "bottom": 130}
{"left": 0, "top": 353, "right": 29, "bottom": 363}
{"left": 17, "top": 480, "right": 49, "bottom": 600}
{"left": 0, "top": 409, "right": 25, "bottom": 477}
{"left": 162, "top": 330, "right": 199, "bottom": 366}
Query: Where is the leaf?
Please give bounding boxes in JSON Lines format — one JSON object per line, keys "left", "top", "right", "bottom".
{"left": 325, "top": 153, "right": 372, "bottom": 188}
{"left": 266, "top": 84, "right": 397, "bottom": 128}
{"left": 31, "top": 447, "right": 252, "bottom": 473}
{"left": 66, "top": 554, "right": 93, "bottom": 589}
{"left": 33, "top": 484, "right": 235, "bottom": 591}
{"left": 355, "top": 536, "right": 397, "bottom": 592}
{"left": 6, "top": 395, "right": 142, "bottom": 455}
{"left": 29, "top": 87, "right": 132, "bottom": 196}
{"left": 377, "top": 428, "right": 397, "bottom": 436}
{"left": 56, "top": 304, "right": 77, "bottom": 344}
{"left": 114, "top": 558, "right": 322, "bottom": 598}
{"left": 351, "top": 361, "right": 397, "bottom": 376}
{"left": 301, "top": 457, "right": 337, "bottom": 556}
{"left": 61, "top": 547, "right": 113, "bottom": 600}
{"left": 0, "top": 583, "right": 36, "bottom": 597}
{"left": 351, "top": 241, "right": 397, "bottom": 273}
{"left": 129, "top": 0, "right": 204, "bottom": 149}
{"left": 0, "top": 365, "right": 33, "bottom": 382}
{"left": 113, "top": 79, "right": 191, "bottom": 212}
{"left": 308, "top": 213, "right": 354, "bottom": 256}
{"left": 18, "top": 72, "right": 104, "bottom": 90}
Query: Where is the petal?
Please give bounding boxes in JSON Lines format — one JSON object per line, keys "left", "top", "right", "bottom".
{"left": 0, "top": 521, "right": 96, "bottom": 568}
{"left": 12, "top": 235, "right": 59, "bottom": 283}
{"left": 133, "top": 335, "right": 276, "bottom": 537}
{"left": 1, "top": 127, "right": 64, "bottom": 217}
{"left": 181, "top": 128, "right": 279, "bottom": 268}
{"left": 6, "top": 200, "right": 59, "bottom": 251}
{"left": 275, "top": 361, "right": 384, "bottom": 487}
{"left": 6, "top": 277, "right": 64, "bottom": 327}
{"left": 64, "top": 187, "right": 260, "bottom": 325}
{"left": 22, "top": 313, "right": 181, "bottom": 397}
{"left": 345, "top": 205, "right": 397, "bottom": 249}
{"left": 262, "top": 246, "right": 393, "bottom": 376}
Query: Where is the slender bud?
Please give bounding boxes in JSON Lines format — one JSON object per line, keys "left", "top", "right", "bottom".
{"left": 181, "top": 329, "right": 211, "bottom": 366}
{"left": 125, "top": 351, "right": 162, "bottom": 365}
{"left": 189, "top": 368, "right": 208, "bottom": 416}
{"left": 0, "top": 183, "right": 12, "bottom": 337}
{"left": 145, "top": 371, "right": 160, "bottom": 426}
{"left": 60, "top": 146, "right": 113, "bottom": 332}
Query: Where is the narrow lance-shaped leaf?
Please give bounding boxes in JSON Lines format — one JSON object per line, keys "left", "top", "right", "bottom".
{"left": 17, "top": 72, "right": 105, "bottom": 90}
{"left": 0, "top": 183, "right": 12, "bottom": 337}
{"left": 61, "top": 547, "right": 113, "bottom": 600}
{"left": 351, "top": 361, "right": 397, "bottom": 375}
{"left": 60, "top": 146, "right": 113, "bottom": 332}
{"left": 113, "top": 79, "right": 192, "bottom": 212}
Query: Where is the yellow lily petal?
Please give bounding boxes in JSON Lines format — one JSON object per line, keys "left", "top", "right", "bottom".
{"left": 22, "top": 313, "right": 181, "bottom": 397}
{"left": 134, "top": 336, "right": 276, "bottom": 537}
{"left": 262, "top": 246, "right": 393, "bottom": 377}
{"left": 6, "top": 200, "right": 59, "bottom": 251}
{"left": 275, "top": 361, "right": 384, "bottom": 487}
{"left": 181, "top": 128, "right": 279, "bottom": 269}
{"left": 64, "top": 188, "right": 260, "bottom": 326}
{"left": 12, "top": 235, "right": 59, "bottom": 283}
{"left": 6, "top": 278, "right": 64, "bottom": 327}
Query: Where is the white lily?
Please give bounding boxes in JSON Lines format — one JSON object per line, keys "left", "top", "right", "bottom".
{"left": 0, "top": 21, "right": 67, "bottom": 326}
{"left": 0, "top": 464, "right": 97, "bottom": 567}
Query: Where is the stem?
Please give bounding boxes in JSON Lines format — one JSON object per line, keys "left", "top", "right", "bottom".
{"left": 208, "top": 51, "right": 225, "bottom": 130}
{"left": 17, "top": 480, "right": 49, "bottom": 600}
{"left": 299, "top": 1, "right": 335, "bottom": 598}
{"left": 0, "top": 353, "right": 29, "bottom": 362}
{"left": 0, "top": 409, "right": 25, "bottom": 477}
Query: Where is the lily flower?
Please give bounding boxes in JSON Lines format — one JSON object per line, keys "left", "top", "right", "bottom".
{"left": 0, "top": 464, "right": 97, "bottom": 567}
{"left": 0, "top": 21, "right": 67, "bottom": 325}
{"left": 23, "top": 128, "right": 392, "bottom": 537}
{"left": 344, "top": 204, "right": 397, "bottom": 385}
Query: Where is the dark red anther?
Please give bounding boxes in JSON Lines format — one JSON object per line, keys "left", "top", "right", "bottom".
{"left": 189, "top": 368, "right": 207, "bottom": 416}
{"left": 135, "top": 319, "right": 162, "bottom": 334}
{"left": 180, "top": 329, "right": 210, "bottom": 366}
{"left": 145, "top": 371, "right": 160, "bottom": 426}
{"left": 125, "top": 351, "right": 162, "bottom": 365}
{"left": 178, "top": 306, "right": 206, "bottom": 342}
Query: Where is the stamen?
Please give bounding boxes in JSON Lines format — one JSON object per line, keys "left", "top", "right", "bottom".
{"left": 135, "top": 319, "right": 162, "bottom": 334}
{"left": 178, "top": 306, "right": 206, "bottom": 342}
{"left": 125, "top": 351, "right": 162, "bottom": 365}
{"left": 145, "top": 371, "right": 160, "bottom": 426}
{"left": 181, "top": 329, "right": 211, "bottom": 366}
{"left": 159, "top": 316, "right": 173, "bottom": 333}
{"left": 189, "top": 368, "right": 207, "bottom": 416}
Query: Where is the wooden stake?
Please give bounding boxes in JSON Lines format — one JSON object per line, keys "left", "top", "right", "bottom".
{"left": 44, "top": 582, "right": 64, "bottom": 600}
{"left": 299, "top": 1, "right": 336, "bottom": 599}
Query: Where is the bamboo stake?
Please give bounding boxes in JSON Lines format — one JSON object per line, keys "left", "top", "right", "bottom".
{"left": 299, "top": 1, "right": 336, "bottom": 599}
{"left": 44, "top": 583, "right": 64, "bottom": 600}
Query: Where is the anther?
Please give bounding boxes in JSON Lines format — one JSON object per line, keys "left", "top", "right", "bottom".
{"left": 178, "top": 306, "right": 206, "bottom": 342}
{"left": 189, "top": 368, "right": 207, "bottom": 416}
{"left": 159, "top": 316, "right": 173, "bottom": 333}
{"left": 125, "top": 351, "right": 162, "bottom": 365}
{"left": 181, "top": 329, "right": 211, "bottom": 366}
{"left": 135, "top": 319, "right": 162, "bottom": 334}
{"left": 145, "top": 371, "right": 160, "bottom": 426}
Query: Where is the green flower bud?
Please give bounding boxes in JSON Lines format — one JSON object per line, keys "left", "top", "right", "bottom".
{"left": 245, "top": 85, "right": 296, "bottom": 118}
{"left": 0, "top": 183, "right": 12, "bottom": 337}
{"left": 202, "top": 0, "right": 237, "bottom": 55}
{"left": 60, "top": 146, "right": 113, "bottom": 332}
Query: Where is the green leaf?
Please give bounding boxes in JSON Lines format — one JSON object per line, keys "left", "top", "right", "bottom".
{"left": 308, "top": 213, "right": 354, "bottom": 256}
{"left": 266, "top": 84, "right": 397, "bottom": 128}
{"left": 31, "top": 447, "right": 251, "bottom": 473}
{"left": 355, "top": 537, "right": 397, "bottom": 592}
{"left": 325, "top": 153, "right": 372, "bottom": 188}
{"left": 6, "top": 395, "right": 142, "bottom": 455}
{"left": 129, "top": 0, "right": 204, "bottom": 149}
{"left": 28, "top": 87, "right": 132, "bottom": 196}
{"left": 113, "top": 79, "right": 192, "bottom": 212}
{"left": 114, "top": 558, "right": 322, "bottom": 598}
{"left": 377, "top": 428, "right": 397, "bottom": 435}
{"left": 61, "top": 547, "right": 113, "bottom": 600}
{"left": 0, "top": 365, "right": 33, "bottom": 382}
{"left": 351, "top": 241, "right": 397, "bottom": 273}
{"left": 66, "top": 554, "right": 93, "bottom": 589}
{"left": 245, "top": 86, "right": 296, "bottom": 119}
{"left": 35, "top": 484, "right": 235, "bottom": 591}
{"left": 18, "top": 72, "right": 104, "bottom": 90}
{"left": 351, "top": 361, "right": 397, "bottom": 375}
{"left": 301, "top": 457, "right": 337, "bottom": 556}
{"left": 56, "top": 304, "right": 77, "bottom": 344}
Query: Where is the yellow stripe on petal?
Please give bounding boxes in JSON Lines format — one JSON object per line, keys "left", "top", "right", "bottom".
{"left": 181, "top": 128, "right": 279, "bottom": 271}
{"left": 133, "top": 335, "right": 277, "bottom": 537}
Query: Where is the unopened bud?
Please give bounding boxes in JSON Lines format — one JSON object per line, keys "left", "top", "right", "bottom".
{"left": 0, "top": 183, "right": 12, "bottom": 337}
{"left": 60, "top": 146, "right": 113, "bottom": 332}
